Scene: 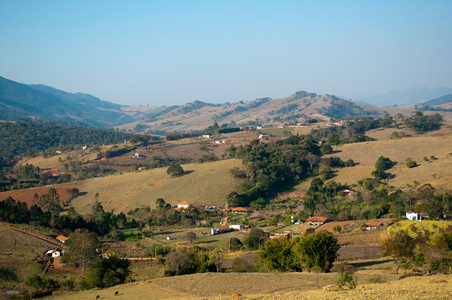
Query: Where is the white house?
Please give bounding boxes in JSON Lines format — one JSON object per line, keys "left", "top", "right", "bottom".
{"left": 45, "top": 249, "right": 63, "bottom": 257}
{"left": 229, "top": 224, "right": 244, "bottom": 230}
{"left": 177, "top": 201, "right": 194, "bottom": 209}
{"left": 406, "top": 211, "right": 429, "bottom": 221}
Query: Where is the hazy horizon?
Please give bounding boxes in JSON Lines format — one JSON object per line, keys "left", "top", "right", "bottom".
{"left": 1, "top": 1, "right": 451, "bottom": 106}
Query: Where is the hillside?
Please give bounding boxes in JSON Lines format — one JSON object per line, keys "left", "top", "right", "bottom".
{"left": 68, "top": 159, "right": 244, "bottom": 214}
{"left": 0, "top": 76, "right": 134, "bottom": 128}
{"left": 0, "top": 225, "right": 57, "bottom": 284}
{"left": 118, "top": 93, "right": 386, "bottom": 133}
{"left": 46, "top": 271, "right": 451, "bottom": 300}
{"left": 326, "top": 129, "right": 452, "bottom": 191}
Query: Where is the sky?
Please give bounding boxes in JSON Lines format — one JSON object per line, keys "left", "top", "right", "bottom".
{"left": 1, "top": 0, "right": 451, "bottom": 106}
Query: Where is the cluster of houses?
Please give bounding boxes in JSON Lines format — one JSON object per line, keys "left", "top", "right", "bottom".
{"left": 44, "top": 235, "right": 69, "bottom": 258}
{"left": 326, "top": 121, "right": 345, "bottom": 127}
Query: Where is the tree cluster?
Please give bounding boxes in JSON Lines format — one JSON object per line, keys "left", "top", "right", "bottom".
{"left": 259, "top": 231, "right": 340, "bottom": 272}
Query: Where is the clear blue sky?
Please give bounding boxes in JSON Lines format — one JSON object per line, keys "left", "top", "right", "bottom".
{"left": 1, "top": 0, "right": 451, "bottom": 106}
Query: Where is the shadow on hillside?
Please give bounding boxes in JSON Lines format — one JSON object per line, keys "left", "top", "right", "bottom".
{"left": 196, "top": 240, "right": 218, "bottom": 244}
{"left": 78, "top": 192, "right": 88, "bottom": 196}
{"left": 153, "top": 231, "right": 175, "bottom": 236}
{"left": 350, "top": 259, "right": 392, "bottom": 269}
{"left": 0, "top": 267, "right": 19, "bottom": 282}
{"left": 183, "top": 170, "right": 194, "bottom": 175}
{"left": 332, "top": 150, "right": 342, "bottom": 153}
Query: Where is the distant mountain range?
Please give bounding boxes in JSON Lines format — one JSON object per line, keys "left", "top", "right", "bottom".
{"left": 1, "top": 76, "right": 452, "bottom": 132}
{"left": 0, "top": 76, "right": 134, "bottom": 127}
{"left": 353, "top": 87, "right": 452, "bottom": 107}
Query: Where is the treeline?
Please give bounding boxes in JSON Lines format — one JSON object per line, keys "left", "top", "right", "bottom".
{"left": 310, "top": 115, "right": 395, "bottom": 145}
{"left": 0, "top": 119, "right": 135, "bottom": 162}
{"left": 402, "top": 111, "right": 443, "bottom": 133}
{"left": 0, "top": 195, "right": 137, "bottom": 237}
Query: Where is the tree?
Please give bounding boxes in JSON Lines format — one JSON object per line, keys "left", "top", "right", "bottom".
{"left": 292, "top": 232, "right": 340, "bottom": 272}
{"left": 382, "top": 230, "right": 416, "bottom": 274}
{"left": 259, "top": 237, "right": 293, "bottom": 271}
{"left": 165, "top": 248, "right": 192, "bottom": 275}
{"left": 185, "top": 232, "right": 197, "bottom": 244}
{"left": 82, "top": 256, "right": 131, "bottom": 289}
{"left": 62, "top": 229, "right": 100, "bottom": 277}
{"left": 155, "top": 198, "right": 166, "bottom": 209}
{"left": 229, "top": 237, "right": 243, "bottom": 250}
{"left": 167, "top": 163, "right": 184, "bottom": 177}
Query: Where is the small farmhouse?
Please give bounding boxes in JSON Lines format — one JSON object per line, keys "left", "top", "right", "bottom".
{"left": 366, "top": 221, "right": 383, "bottom": 230}
{"left": 406, "top": 211, "right": 429, "bottom": 221}
{"left": 55, "top": 235, "right": 68, "bottom": 243}
{"left": 306, "top": 216, "right": 328, "bottom": 226}
{"left": 211, "top": 226, "right": 232, "bottom": 235}
{"left": 177, "top": 201, "right": 194, "bottom": 209}
{"left": 45, "top": 249, "right": 63, "bottom": 257}
{"left": 232, "top": 207, "right": 248, "bottom": 214}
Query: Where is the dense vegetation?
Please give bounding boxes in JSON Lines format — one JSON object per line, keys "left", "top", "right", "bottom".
{"left": 259, "top": 232, "right": 340, "bottom": 272}
{"left": 228, "top": 135, "right": 322, "bottom": 206}
{"left": 0, "top": 119, "right": 137, "bottom": 161}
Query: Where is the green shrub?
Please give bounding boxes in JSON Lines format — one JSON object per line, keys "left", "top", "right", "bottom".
{"left": 406, "top": 160, "right": 417, "bottom": 168}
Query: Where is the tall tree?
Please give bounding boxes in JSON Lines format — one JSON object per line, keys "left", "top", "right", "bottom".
{"left": 63, "top": 229, "right": 100, "bottom": 277}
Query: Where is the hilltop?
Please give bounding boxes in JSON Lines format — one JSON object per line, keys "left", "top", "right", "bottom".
{"left": 0, "top": 76, "right": 134, "bottom": 128}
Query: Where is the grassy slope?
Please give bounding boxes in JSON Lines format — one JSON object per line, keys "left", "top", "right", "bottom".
{"left": 327, "top": 132, "right": 452, "bottom": 190}
{"left": 45, "top": 271, "right": 452, "bottom": 300}
{"left": 70, "top": 159, "right": 244, "bottom": 214}
{"left": 0, "top": 225, "right": 57, "bottom": 286}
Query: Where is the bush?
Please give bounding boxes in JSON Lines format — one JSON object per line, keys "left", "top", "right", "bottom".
{"left": 406, "top": 160, "right": 417, "bottom": 168}
{"left": 167, "top": 163, "right": 184, "bottom": 176}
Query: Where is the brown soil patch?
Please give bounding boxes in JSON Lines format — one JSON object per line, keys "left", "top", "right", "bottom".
{"left": 0, "top": 182, "right": 82, "bottom": 208}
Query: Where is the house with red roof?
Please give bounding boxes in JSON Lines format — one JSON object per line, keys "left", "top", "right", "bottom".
{"left": 55, "top": 235, "right": 68, "bottom": 243}
{"left": 366, "top": 221, "right": 383, "bottom": 230}
{"left": 232, "top": 207, "right": 248, "bottom": 214}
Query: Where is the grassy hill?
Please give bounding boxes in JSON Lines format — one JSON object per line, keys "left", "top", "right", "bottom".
{"left": 69, "top": 159, "right": 245, "bottom": 214}
{"left": 0, "top": 225, "right": 57, "bottom": 286}
{"left": 325, "top": 132, "right": 452, "bottom": 190}
{"left": 46, "top": 270, "right": 451, "bottom": 300}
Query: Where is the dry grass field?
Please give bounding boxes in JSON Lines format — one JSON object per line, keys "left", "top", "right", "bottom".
{"left": 44, "top": 270, "right": 452, "bottom": 300}
{"left": 327, "top": 134, "right": 452, "bottom": 191}
{"left": 69, "top": 159, "right": 244, "bottom": 214}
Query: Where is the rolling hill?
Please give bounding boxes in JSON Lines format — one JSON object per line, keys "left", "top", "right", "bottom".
{"left": 0, "top": 76, "right": 134, "bottom": 128}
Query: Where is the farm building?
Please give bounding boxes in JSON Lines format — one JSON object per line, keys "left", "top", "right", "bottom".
{"left": 55, "top": 235, "right": 68, "bottom": 243}
{"left": 232, "top": 207, "right": 248, "bottom": 214}
{"left": 366, "top": 221, "right": 383, "bottom": 230}
{"left": 306, "top": 216, "right": 328, "bottom": 226}
{"left": 211, "top": 226, "right": 232, "bottom": 235}
{"left": 229, "top": 224, "right": 245, "bottom": 230}
{"left": 406, "top": 211, "right": 429, "bottom": 221}
{"left": 45, "top": 249, "right": 64, "bottom": 257}
{"left": 177, "top": 201, "right": 194, "bottom": 209}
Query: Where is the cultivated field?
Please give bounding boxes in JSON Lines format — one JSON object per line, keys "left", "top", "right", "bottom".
{"left": 69, "top": 159, "right": 245, "bottom": 214}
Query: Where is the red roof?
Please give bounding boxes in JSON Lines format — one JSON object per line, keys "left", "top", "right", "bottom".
{"left": 56, "top": 235, "right": 68, "bottom": 242}
{"left": 419, "top": 213, "right": 429, "bottom": 217}
{"left": 178, "top": 201, "right": 193, "bottom": 206}
{"left": 306, "top": 216, "right": 328, "bottom": 222}
{"left": 366, "top": 221, "right": 383, "bottom": 227}
{"left": 232, "top": 207, "right": 248, "bottom": 212}
{"left": 217, "top": 226, "right": 230, "bottom": 231}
